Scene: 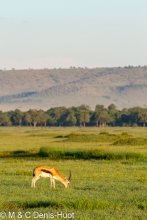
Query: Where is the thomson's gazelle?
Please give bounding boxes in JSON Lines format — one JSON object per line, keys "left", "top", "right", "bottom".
{"left": 31, "top": 166, "right": 71, "bottom": 188}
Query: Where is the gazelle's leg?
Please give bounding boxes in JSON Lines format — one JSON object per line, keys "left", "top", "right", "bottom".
{"left": 50, "top": 177, "right": 52, "bottom": 188}
{"left": 52, "top": 178, "right": 55, "bottom": 188}
{"left": 31, "top": 176, "right": 40, "bottom": 188}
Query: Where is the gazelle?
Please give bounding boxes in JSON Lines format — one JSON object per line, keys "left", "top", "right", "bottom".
{"left": 31, "top": 166, "right": 71, "bottom": 188}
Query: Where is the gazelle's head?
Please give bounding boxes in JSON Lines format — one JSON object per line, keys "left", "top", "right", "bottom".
{"left": 64, "top": 170, "right": 71, "bottom": 188}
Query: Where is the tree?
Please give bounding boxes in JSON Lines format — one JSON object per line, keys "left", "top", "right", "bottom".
{"left": 108, "top": 103, "right": 117, "bottom": 126}
{"left": 92, "top": 111, "right": 100, "bottom": 127}
{"left": 99, "top": 110, "right": 112, "bottom": 126}
{"left": 12, "top": 109, "right": 23, "bottom": 126}
{"left": 108, "top": 104, "right": 117, "bottom": 112}
{"left": 128, "top": 107, "right": 142, "bottom": 126}
{"left": 95, "top": 105, "right": 104, "bottom": 111}
{"left": 37, "top": 110, "right": 49, "bottom": 127}
{"left": 46, "top": 107, "right": 67, "bottom": 126}
{"left": 114, "top": 110, "right": 122, "bottom": 126}
{"left": 0, "top": 112, "right": 11, "bottom": 126}
{"left": 23, "top": 111, "right": 32, "bottom": 126}
{"left": 138, "top": 108, "right": 147, "bottom": 127}
{"left": 76, "top": 105, "right": 91, "bottom": 127}
{"left": 119, "top": 108, "right": 129, "bottom": 126}
{"left": 28, "top": 109, "right": 40, "bottom": 127}
{"left": 66, "top": 109, "right": 77, "bottom": 126}
{"left": 47, "top": 115, "right": 56, "bottom": 126}
{"left": 93, "top": 105, "right": 105, "bottom": 126}
{"left": 78, "top": 104, "right": 91, "bottom": 111}
{"left": 77, "top": 110, "right": 90, "bottom": 127}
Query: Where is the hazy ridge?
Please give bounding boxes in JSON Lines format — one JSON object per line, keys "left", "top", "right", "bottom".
{"left": 0, "top": 66, "right": 147, "bottom": 111}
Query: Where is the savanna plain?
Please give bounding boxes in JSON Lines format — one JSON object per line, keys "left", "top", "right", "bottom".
{"left": 1, "top": 127, "right": 147, "bottom": 219}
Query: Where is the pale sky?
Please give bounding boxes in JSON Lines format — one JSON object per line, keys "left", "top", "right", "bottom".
{"left": 0, "top": 0, "right": 147, "bottom": 70}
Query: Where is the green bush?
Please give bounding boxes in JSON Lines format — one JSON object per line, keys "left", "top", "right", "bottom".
{"left": 38, "top": 147, "right": 144, "bottom": 161}
{"left": 59, "top": 132, "right": 118, "bottom": 143}
{"left": 113, "top": 137, "right": 147, "bottom": 146}
{"left": 99, "top": 131, "right": 110, "bottom": 135}
{"left": 39, "top": 147, "right": 64, "bottom": 159}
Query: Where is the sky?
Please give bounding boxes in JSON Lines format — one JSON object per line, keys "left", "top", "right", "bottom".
{"left": 0, "top": 0, "right": 147, "bottom": 70}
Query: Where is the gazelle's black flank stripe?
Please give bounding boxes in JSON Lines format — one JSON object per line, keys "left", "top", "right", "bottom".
{"left": 41, "top": 169, "right": 53, "bottom": 175}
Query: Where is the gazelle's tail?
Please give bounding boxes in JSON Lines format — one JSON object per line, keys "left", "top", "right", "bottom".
{"left": 33, "top": 168, "right": 36, "bottom": 177}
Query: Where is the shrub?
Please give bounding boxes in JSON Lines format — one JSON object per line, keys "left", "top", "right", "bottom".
{"left": 113, "top": 137, "right": 147, "bottom": 146}
{"left": 60, "top": 132, "right": 118, "bottom": 143}
{"left": 39, "top": 147, "right": 64, "bottom": 159}
{"left": 99, "top": 131, "right": 109, "bottom": 135}
{"left": 38, "top": 147, "right": 145, "bottom": 161}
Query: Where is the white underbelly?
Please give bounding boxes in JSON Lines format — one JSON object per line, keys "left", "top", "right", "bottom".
{"left": 53, "top": 176, "right": 58, "bottom": 180}
{"left": 40, "top": 171, "right": 52, "bottom": 178}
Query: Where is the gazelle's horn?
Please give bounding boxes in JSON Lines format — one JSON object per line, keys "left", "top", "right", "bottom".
{"left": 68, "top": 169, "right": 72, "bottom": 181}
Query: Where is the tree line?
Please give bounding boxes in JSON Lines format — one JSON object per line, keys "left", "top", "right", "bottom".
{"left": 0, "top": 104, "right": 147, "bottom": 127}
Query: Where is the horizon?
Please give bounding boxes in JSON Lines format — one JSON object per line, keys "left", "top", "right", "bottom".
{"left": 1, "top": 65, "right": 146, "bottom": 72}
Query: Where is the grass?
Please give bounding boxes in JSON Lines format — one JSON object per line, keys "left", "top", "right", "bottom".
{"left": 1, "top": 159, "right": 147, "bottom": 219}
{"left": 113, "top": 137, "right": 147, "bottom": 146}
{"left": 57, "top": 131, "right": 119, "bottom": 143}
{"left": 1, "top": 127, "right": 147, "bottom": 219}
{"left": 38, "top": 147, "right": 145, "bottom": 161}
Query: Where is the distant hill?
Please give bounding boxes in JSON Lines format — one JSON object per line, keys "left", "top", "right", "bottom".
{"left": 0, "top": 66, "right": 147, "bottom": 111}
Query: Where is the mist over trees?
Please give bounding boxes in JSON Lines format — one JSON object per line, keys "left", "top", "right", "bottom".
{"left": 1, "top": 104, "right": 147, "bottom": 127}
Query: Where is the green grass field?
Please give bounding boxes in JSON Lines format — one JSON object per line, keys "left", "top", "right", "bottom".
{"left": 1, "top": 127, "right": 147, "bottom": 219}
